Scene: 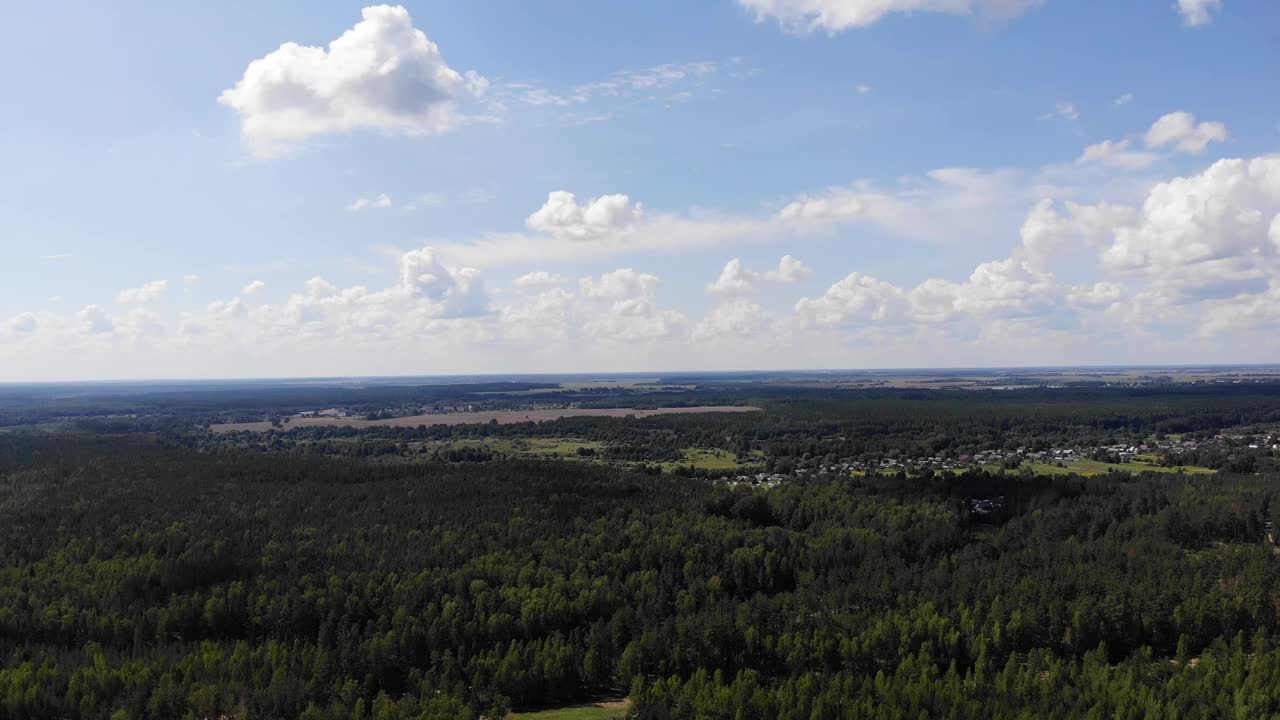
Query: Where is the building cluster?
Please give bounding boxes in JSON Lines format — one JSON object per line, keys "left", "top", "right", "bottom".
{"left": 722, "top": 430, "right": 1279, "bottom": 486}
{"left": 297, "top": 408, "right": 349, "bottom": 418}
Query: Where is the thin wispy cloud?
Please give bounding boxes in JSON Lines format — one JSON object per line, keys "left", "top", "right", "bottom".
{"left": 348, "top": 194, "right": 393, "bottom": 212}
{"left": 1040, "top": 101, "right": 1079, "bottom": 121}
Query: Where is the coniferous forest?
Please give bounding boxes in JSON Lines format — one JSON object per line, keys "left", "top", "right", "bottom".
{"left": 3, "top": 378, "right": 1280, "bottom": 718}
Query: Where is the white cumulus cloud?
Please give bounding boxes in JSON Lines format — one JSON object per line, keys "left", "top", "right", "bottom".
{"left": 1100, "top": 155, "right": 1280, "bottom": 298}
{"left": 708, "top": 256, "right": 813, "bottom": 295}
{"left": 796, "top": 273, "right": 907, "bottom": 327}
{"left": 218, "top": 5, "right": 488, "bottom": 157}
{"left": 1019, "top": 199, "right": 1139, "bottom": 261}
{"left": 526, "top": 191, "right": 643, "bottom": 241}
{"left": 1145, "top": 111, "right": 1227, "bottom": 154}
{"left": 398, "top": 246, "right": 488, "bottom": 318}
{"left": 578, "top": 269, "right": 684, "bottom": 342}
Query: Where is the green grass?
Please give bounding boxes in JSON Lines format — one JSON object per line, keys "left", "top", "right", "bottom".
{"left": 1023, "top": 458, "right": 1215, "bottom": 476}
{"left": 511, "top": 700, "right": 628, "bottom": 719}
{"left": 408, "top": 437, "right": 521, "bottom": 455}
{"left": 522, "top": 438, "right": 608, "bottom": 457}
{"left": 659, "top": 447, "right": 754, "bottom": 472}
{"left": 406, "top": 437, "right": 606, "bottom": 459}
{"left": 1022, "top": 462, "right": 1079, "bottom": 475}
{"left": 407, "top": 437, "right": 761, "bottom": 473}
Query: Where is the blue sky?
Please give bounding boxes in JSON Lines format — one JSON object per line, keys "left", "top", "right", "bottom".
{"left": 3, "top": 0, "right": 1279, "bottom": 380}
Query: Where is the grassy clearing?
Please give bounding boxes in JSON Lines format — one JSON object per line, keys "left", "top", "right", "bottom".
{"left": 406, "top": 437, "right": 605, "bottom": 459}
{"left": 523, "top": 438, "right": 608, "bottom": 457}
{"left": 660, "top": 448, "right": 757, "bottom": 471}
{"left": 511, "top": 699, "right": 628, "bottom": 719}
{"left": 407, "top": 438, "right": 760, "bottom": 473}
{"left": 1021, "top": 462, "right": 1080, "bottom": 476}
{"left": 1023, "top": 459, "right": 1215, "bottom": 476}
{"left": 408, "top": 437, "right": 521, "bottom": 454}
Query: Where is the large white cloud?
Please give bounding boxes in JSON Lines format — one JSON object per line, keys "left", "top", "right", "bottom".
{"left": 952, "top": 257, "right": 1056, "bottom": 316}
{"left": 795, "top": 254, "right": 1060, "bottom": 330}
{"left": 1019, "top": 199, "right": 1138, "bottom": 262}
{"left": 737, "top": 0, "right": 1040, "bottom": 33}
{"left": 398, "top": 246, "right": 488, "bottom": 317}
{"left": 577, "top": 269, "right": 685, "bottom": 341}
{"left": 525, "top": 191, "right": 643, "bottom": 241}
{"left": 219, "top": 5, "right": 487, "bottom": 156}
{"left": 707, "top": 259, "right": 757, "bottom": 296}
{"left": 795, "top": 272, "right": 906, "bottom": 327}
{"left": 1100, "top": 156, "right": 1280, "bottom": 299}
{"left": 708, "top": 256, "right": 813, "bottom": 295}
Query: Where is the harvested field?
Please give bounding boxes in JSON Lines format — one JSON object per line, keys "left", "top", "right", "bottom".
{"left": 210, "top": 406, "right": 762, "bottom": 433}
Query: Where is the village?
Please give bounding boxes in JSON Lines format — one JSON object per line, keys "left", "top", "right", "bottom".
{"left": 723, "top": 430, "right": 1280, "bottom": 486}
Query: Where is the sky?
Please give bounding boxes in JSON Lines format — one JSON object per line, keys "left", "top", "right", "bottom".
{"left": 2, "top": 0, "right": 1280, "bottom": 381}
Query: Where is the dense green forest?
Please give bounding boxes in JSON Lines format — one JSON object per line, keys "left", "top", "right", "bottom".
{"left": 3, "top": 380, "right": 1280, "bottom": 718}
{"left": 3, "top": 415, "right": 1280, "bottom": 718}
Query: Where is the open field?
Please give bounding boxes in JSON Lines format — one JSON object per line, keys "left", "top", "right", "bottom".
{"left": 395, "top": 438, "right": 762, "bottom": 472}
{"left": 210, "top": 406, "right": 762, "bottom": 433}
{"left": 523, "top": 437, "right": 609, "bottom": 457}
{"left": 1023, "top": 459, "right": 1216, "bottom": 476}
{"left": 660, "top": 448, "right": 763, "bottom": 471}
{"left": 511, "top": 699, "right": 628, "bottom": 720}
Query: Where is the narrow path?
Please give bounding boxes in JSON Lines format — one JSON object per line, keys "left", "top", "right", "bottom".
{"left": 1265, "top": 502, "right": 1278, "bottom": 554}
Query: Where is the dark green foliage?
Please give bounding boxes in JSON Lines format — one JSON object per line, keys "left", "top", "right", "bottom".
{"left": 2, "top": 381, "right": 1280, "bottom": 718}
